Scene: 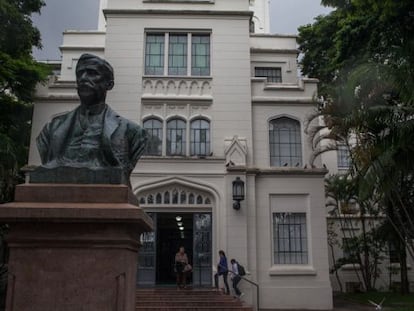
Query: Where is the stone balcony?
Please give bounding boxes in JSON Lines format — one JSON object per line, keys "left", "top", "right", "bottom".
{"left": 142, "top": 76, "right": 212, "bottom": 102}
{"left": 251, "top": 77, "right": 318, "bottom": 104}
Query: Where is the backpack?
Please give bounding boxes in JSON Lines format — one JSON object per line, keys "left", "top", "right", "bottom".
{"left": 237, "top": 262, "right": 246, "bottom": 276}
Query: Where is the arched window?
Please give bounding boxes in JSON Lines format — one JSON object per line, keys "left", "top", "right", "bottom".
{"left": 269, "top": 117, "right": 302, "bottom": 167}
{"left": 156, "top": 193, "right": 162, "bottom": 204}
{"left": 143, "top": 118, "right": 163, "bottom": 156}
{"left": 190, "top": 119, "right": 210, "bottom": 156}
{"left": 167, "top": 118, "right": 186, "bottom": 156}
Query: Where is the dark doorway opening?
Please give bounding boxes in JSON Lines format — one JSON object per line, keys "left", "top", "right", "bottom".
{"left": 156, "top": 213, "right": 193, "bottom": 285}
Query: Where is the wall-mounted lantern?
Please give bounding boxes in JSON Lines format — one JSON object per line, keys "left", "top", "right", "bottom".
{"left": 232, "top": 177, "right": 245, "bottom": 210}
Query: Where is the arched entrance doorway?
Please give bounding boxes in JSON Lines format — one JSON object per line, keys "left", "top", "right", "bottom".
{"left": 136, "top": 185, "right": 213, "bottom": 287}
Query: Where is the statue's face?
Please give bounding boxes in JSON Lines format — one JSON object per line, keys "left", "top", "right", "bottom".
{"left": 76, "top": 60, "right": 112, "bottom": 105}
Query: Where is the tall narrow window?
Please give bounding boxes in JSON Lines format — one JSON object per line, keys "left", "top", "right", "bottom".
{"left": 143, "top": 118, "right": 163, "bottom": 156}
{"left": 255, "top": 67, "right": 282, "bottom": 83}
{"left": 192, "top": 34, "right": 210, "bottom": 76}
{"left": 167, "top": 119, "right": 186, "bottom": 156}
{"left": 145, "top": 34, "right": 165, "bottom": 75}
{"left": 168, "top": 34, "right": 187, "bottom": 75}
{"left": 337, "top": 145, "right": 351, "bottom": 169}
{"left": 269, "top": 117, "right": 302, "bottom": 167}
{"left": 190, "top": 119, "right": 210, "bottom": 156}
{"left": 273, "top": 213, "right": 308, "bottom": 264}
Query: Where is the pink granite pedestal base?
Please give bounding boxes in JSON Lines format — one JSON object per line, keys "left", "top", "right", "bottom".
{"left": 0, "top": 184, "right": 153, "bottom": 311}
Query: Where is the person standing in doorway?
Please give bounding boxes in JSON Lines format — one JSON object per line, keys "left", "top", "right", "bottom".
{"left": 230, "top": 259, "right": 244, "bottom": 298}
{"left": 175, "top": 246, "right": 189, "bottom": 289}
{"left": 214, "top": 250, "right": 230, "bottom": 294}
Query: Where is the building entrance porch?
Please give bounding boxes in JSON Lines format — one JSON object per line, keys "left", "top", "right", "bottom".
{"left": 137, "top": 212, "right": 212, "bottom": 287}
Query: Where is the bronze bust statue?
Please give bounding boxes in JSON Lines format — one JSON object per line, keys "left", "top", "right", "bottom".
{"left": 34, "top": 53, "right": 147, "bottom": 184}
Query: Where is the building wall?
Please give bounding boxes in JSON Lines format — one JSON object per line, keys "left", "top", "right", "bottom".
{"left": 255, "top": 174, "right": 332, "bottom": 309}
{"left": 28, "top": 1, "right": 334, "bottom": 309}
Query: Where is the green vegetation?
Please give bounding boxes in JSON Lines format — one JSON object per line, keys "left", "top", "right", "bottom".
{"left": 299, "top": 0, "right": 414, "bottom": 294}
{"left": 340, "top": 291, "right": 414, "bottom": 310}
{"left": 0, "top": 0, "right": 49, "bottom": 203}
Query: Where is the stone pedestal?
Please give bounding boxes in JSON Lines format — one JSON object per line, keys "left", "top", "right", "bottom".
{"left": 0, "top": 184, "right": 153, "bottom": 311}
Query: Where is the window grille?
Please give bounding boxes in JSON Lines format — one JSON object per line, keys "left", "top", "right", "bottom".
{"left": 145, "top": 34, "right": 165, "bottom": 75}
{"left": 190, "top": 119, "right": 210, "bottom": 156}
{"left": 168, "top": 34, "right": 187, "bottom": 75}
{"left": 143, "top": 118, "right": 163, "bottom": 156}
{"left": 167, "top": 119, "right": 186, "bottom": 156}
{"left": 337, "top": 145, "right": 351, "bottom": 169}
{"left": 273, "top": 212, "right": 308, "bottom": 264}
{"left": 255, "top": 67, "right": 282, "bottom": 83}
{"left": 192, "top": 35, "right": 210, "bottom": 76}
{"left": 269, "top": 117, "right": 302, "bottom": 167}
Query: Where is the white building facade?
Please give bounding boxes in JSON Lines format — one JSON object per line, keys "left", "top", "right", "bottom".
{"left": 29, "top": 0, "right": 333, "bottom": 309}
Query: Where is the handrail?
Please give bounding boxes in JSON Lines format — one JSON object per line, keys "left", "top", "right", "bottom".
{"left": 218, "top": 264, "right": 260, "bottom": 310}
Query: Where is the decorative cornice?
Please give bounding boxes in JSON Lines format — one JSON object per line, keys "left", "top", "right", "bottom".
{"left": 227, "top": 166, "right": 328, "bottom": 176}
{"left": 251, "top": 97, "right": 315, "bottom": 104}
{"left": 250, "top": 48, "right": 298, "bottom": 54}
{"left": 103, "top": 9, "right": 253, "bottom": 18}
{"left": 250, "top": 33, "right": 298, "bottom": 39}
{"left": 143, "top": 0, "right": 214, "bottom": 3}
{"left": 141, "top": 95, "right": 213, "bottom": 102}
{"left": 59, "top": 46, "right": 105, "bottom": 52}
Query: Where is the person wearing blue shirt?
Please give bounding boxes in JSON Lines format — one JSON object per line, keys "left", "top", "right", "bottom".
{"left": 214, "top": 250, "right": 230, "bottom": 294}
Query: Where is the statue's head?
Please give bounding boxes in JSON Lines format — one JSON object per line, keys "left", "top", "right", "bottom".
{"left": 75, "top": 53, "right": 114, "bottom": 105}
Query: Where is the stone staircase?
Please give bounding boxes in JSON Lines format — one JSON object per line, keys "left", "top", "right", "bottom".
{"left": 135, "top": 288, "right": 254, "bottom": 311}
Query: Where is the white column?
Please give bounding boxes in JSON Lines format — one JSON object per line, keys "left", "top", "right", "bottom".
{"left": 98, "top": 0, "right": 108, "bottom": 31}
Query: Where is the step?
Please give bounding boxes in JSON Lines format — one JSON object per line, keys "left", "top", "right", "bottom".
{"left": 136, "top": 308, "right": 253, "bottom": 311}
{"left": 135, "top": 289, "right": 254, "bottom": 311}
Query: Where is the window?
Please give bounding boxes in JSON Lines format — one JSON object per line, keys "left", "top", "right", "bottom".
{"left": 273, "top": 213, "right": 308, "bottom": 264}
{"left": 337, "top": 145, "right": 351, "bottom": 169}
{"left": 145, "top": 32, "right": 210, "bottom": 76}
{"left": 169, "top": 34, "right": 187, "bottom": 75}
{"left": 342, "top": 238, "right": 357, "bottom": 263}
{"left": 190, "top": 119, "right": 210, "bottom": 156}
{"left": 255, "top": 67, "right": 282, "bottom": 83}
{"left": 192, "top": 35, "right": 210, "bottom": 76}
{"left": 167, "top": 119, "right": 186, "bottom": 155}
{"left": 145, "top": 34, "right": 165, "bottom": 75}
{"left": 143, "top": 118, "right": 163, "bottom": 155}
{"left": 388, "top": 241, "right": 399, "bottom": 264}
{"left": 269, "top": 117, "right": 302, "bottom": 167}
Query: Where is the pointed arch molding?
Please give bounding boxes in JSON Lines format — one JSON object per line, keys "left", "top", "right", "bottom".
{"left": 133, "top": 176, "right": 220, "bottom": 207}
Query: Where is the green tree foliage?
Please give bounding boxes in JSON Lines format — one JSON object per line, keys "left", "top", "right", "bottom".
{"left": 0, "top": 0, "right": 48, "bottom": 203}
{"left": 300, "top": 0, "right": 414, "bottom": 294}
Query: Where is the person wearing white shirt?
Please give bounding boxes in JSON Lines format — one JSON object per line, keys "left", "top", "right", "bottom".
{"left": 230, "top": 259, "right": 244, "bottom": 298}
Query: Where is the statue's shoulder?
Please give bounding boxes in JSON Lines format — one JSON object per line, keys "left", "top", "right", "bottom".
{"left": 47, "top": 108, "right": 78, "bottom": 127}
{"left": 107, "top": 106, "right": 144, "bottom": 133}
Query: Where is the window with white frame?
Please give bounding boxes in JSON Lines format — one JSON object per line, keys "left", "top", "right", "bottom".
{"left": 273, "top": 212, "right": 308, "bottom": 264}
{"left": 191, "top": 34, "right": 210, "bottom": 76}
{"left": 145, "top": 34, "right": 165, "bottom": 75}
{"left": 145, "top": 32, "right": 211, "bottom": 76}
{"left": 255, "top": 67, "right": 282, "bottom": 83}
{"left": 190, "top": 119, "right": 210, "bottom": 156}
{"left": 167, "top": 118, "right": 186, "bottom": 156}
{"left": 337, "top": 145, "right": 351, "bottom": 169}
{"left": 143, "top": 118, "right": 163, "bottom": 156}
{"left": 168, "top": 34, "right": 188, "bottom": 75}
{"left": 269, "top": 117, "right": 302, "bottom": 167}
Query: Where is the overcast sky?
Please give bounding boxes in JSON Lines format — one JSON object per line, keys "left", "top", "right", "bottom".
{"left": 32, "top": 0, "right": 332, "bottom": 60}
